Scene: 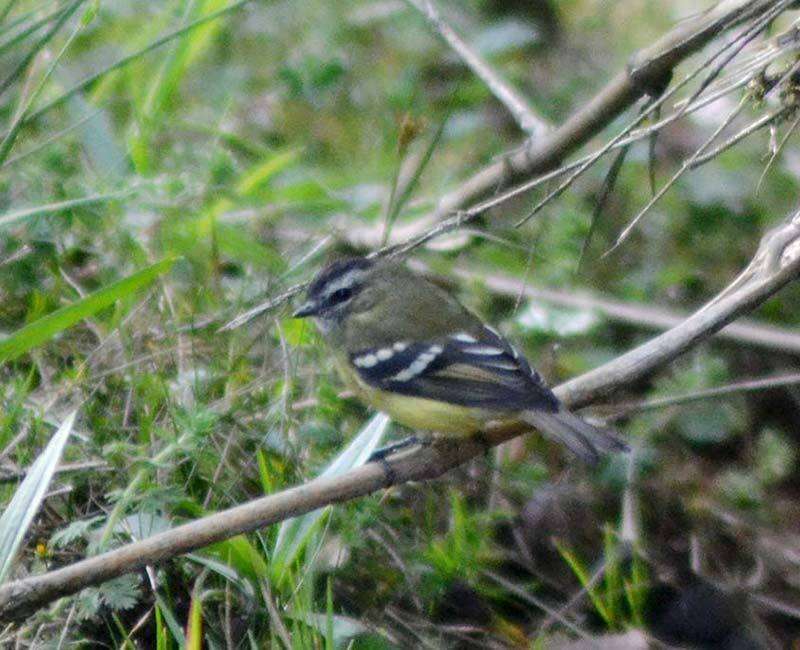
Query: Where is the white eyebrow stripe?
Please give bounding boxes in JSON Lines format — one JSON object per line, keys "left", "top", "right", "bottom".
{"left": 322, "top": 268, "right": 368, "bottom": 298}
{"left": 390, "top": 345, "right": 442, "bottom": 382}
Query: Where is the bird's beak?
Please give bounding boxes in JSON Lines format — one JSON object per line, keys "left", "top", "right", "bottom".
{"left": 293, "top": 300, "right": 318, "bottom": 318}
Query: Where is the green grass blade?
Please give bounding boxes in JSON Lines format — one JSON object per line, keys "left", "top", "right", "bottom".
{"left": 270, "top": 413, "right": 390, "bottom": 583}
{"left": 235, "top": 148, "right": 301, "bottom": 196}
{"left": 0, "top": 0, "right": 96, "bottom": 166}
{"left": 0, "top": 5, "right": 66, "bottom": 59}
{"left": 155, "top": 592, "right": 186, "bottom": 647}
{"left": 554, "top": 540, "right": 613, "bottom": 626}
{"left": 0, "top": 0, "right": 20, "bottom": 25}
{"left": 326, "top": 576, "right": 334, "bottom": 650}
{"left": 0, "top": 257, "right": 176, "bottom": 363}
{"left": 0, "top": 0, "right": 83, "bottom": 98}
{"left": 2, "top": 109, "right": 100, "bottom": 169}
{"left": 0, "top": 190, "right": 133, "bottom": 229}
{"left": 603, "top": 525, "right": 622, "bottom": 626}
{"left": 0, "top": 410, "right": 76, "bottom": 584}
{"left": 20, "top": 0, "right": 255, "bottom": 128}
{"left": 132, "top": 0, "right": 231, "bottom": 172}
{"left": 382, "top": 117, "right": 447, "bottom": 245}
{"left": 185, "top": 589, "right": 203, "bottom": 650}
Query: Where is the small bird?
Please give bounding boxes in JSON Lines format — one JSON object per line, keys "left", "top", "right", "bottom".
{"left": 293, "top": 256, "right": 627, "bottom": 463}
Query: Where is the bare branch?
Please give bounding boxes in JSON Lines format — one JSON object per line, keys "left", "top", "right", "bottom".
{"left": 218, "top": 1, "right": 794, "bottom": 332}
{"left": 607, "top": 372, "right": 800, "bottom": 418}
{"left": 426, "top": 0, "right": 782, "bottom": 224}
{"left": 0, "top": 460, "right": 109, "bottom": 485}
{"left": 559, "top": 208, "right": 800, "bottom": 408}
{"left": 463, "top": 268, "right": 800, "bottom": 355}
{"left": 689, "top": 104, "right": 792, "bottom": 169}
{"left": 2, "top": 205, "right": 800, "bottom": 621}
{"left": 405, "top": 0, "right": 549, "bottom": 138}
{"left": 604, "top": 96, "right": 749, "bottom": 255}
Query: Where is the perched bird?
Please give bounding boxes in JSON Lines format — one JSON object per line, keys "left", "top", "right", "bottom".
{"left": 293, "top": 256, "right": 627, "bottom": 463}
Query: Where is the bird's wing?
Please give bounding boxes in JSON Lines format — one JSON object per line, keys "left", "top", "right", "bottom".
{"left": 349, "top": 325, "right": 559, "bottom": 412}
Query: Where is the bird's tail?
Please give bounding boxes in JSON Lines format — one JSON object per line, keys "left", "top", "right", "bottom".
{"left": 521, "top": 409, "right": 629, "bottom": 465}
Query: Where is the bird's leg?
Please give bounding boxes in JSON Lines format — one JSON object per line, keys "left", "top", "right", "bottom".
{"left": 376, "top": 457, "right": 397, "bottom": 487}
{"left": 464, "top": 431, "right": 493, "bottom": 457}
{"left": 368, "top": 435, "right": 426, "bottom": 463}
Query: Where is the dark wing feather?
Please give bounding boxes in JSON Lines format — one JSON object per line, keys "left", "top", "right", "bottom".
{"left": 349, "top": 327, "right": 559, "bottom": 412}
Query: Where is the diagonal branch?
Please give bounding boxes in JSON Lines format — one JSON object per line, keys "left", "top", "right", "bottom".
{"left": 2, "top": 206, "right": 800, "bottom": 622}
{"left": 426, "top": 0, "right": 786, "bottom": 224}
{"left": 607, "top": 372, "right": 800, "bottom": 419}
{"left": 218, "top": 0, "right": 792, "bottom": 332}
{"left": 405, "top": 0, "right": 550, "bottom": 138}
{"left": 459, "top": 268, "right": 800, "bottom": 355}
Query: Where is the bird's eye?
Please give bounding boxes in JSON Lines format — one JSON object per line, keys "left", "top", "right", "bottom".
{"left": 329, "top": 287, "right": 353, "bottom": 304}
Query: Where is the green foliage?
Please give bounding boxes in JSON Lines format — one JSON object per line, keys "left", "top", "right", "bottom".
{"left": 75, "top": 574, "right": 142, "bottom": 621}
{"left": 271, "top": 413, "right": 390, "bottom": 586}
{"left": 0, "top": 410, "right": 75, "bottom": 584}
{"left": 1, "top": 0, "right": 799, "bottom": 645}
{"left": 0, "top": 258, "right": 176, "bottom": 363}
{"left": 423, "top": 491, "right": 497, "bottom": 588}
{"left": 555, "top": 528, "right": 649, "bottom": 631}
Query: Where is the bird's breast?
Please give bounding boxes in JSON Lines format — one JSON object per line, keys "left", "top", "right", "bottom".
{"left": 333, "top": 355, "right": 488, "bottom": 436}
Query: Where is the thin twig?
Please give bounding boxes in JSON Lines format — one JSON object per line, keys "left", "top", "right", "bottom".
{"left": 404, "top": 0, "right": 549, "bottom": 138}
{"left": 425, "top": 0, "right": 781, "bottom": 225}
{"left": 689, "top": 105, "right": 792, "bottom": 169}
{"left": 756, "top": 109, "right": 800, "bottom": 193}
{"left": 0, "top": 460, "right": 110, "bottom": 484}
{"left": 457, "top": 267, "right": 800, "bottom": 355}
{"left": 607, "top": 372, "right": 800, "bottom": 419}
{"left": 512, "top": 3, "right": 773, "bottom": 231}
{"left": 482, "top": 570, "right": 591, "bottom": 640}
{"left": 604, "top": 96, "right": 749, "bottom": 255}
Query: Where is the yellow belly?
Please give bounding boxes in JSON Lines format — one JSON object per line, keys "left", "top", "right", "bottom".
{"left": 334, "top": 357, "right": 489, "bottom": 436}
{"left": 367, "top": 388, "right": 487, "bottom": 436}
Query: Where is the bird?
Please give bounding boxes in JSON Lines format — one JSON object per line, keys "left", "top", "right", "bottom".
{"left": 293, "top": 256, "right": 627, "bottom": 464}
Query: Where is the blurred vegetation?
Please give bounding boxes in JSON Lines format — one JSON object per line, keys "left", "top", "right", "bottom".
{"left": 1, "top": 0, "right": 799, "bottom": 647}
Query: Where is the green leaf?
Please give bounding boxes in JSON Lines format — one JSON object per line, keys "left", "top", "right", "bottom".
{"left": 202, "top": 534, "right": 269, "bottom": 585}
{"left": 0, "top": 410, "right": 76, "bottom": 584}
{"left": 0, "top": 191, "right": 133, "bottom": 229}
{"left": 50, "top": 514, "right": 105, "bottom": 548}
{"left": 271, "top": 413, "right": 390, "bottom": 583}
{"left": 99, "top": 574, "right": 141, "bottom": 611}
{"left": 0, "top": 258, "right": 176, "bottom": 363}
{"left": 297, "top": 611, "right": 370, "bottom": 647}
{"left": 185, "top": 588, "right": 204, "bottom": 650}
{"left": 554, "top": 540, "right": 612, "bottom": 626}
{"left": 236, "top": 148, "right": 301, "bottom": 196}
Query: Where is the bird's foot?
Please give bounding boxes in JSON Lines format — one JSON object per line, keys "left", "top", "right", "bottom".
{"left": 472, "top": 431, "right": 493, "bottom": 455}
{"left": 368, "top": 435, "right": 426, "bottom": 463}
